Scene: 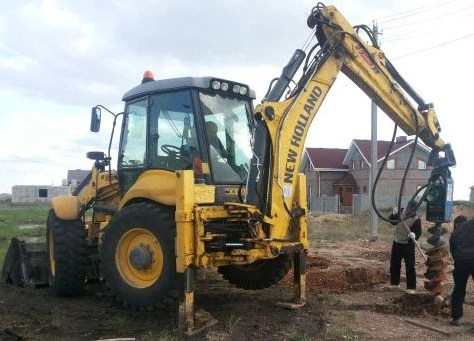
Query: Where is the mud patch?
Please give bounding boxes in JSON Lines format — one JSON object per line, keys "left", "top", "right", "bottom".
{"left": 307, "top": 267, "right": 388, "bottom": 293}
{"left": 306, "top": 256, "right": 331, "bottom": 269}
{"left": 392, "top": 294, "right": 451, "bottom": 317}
{"left": 1, "top": 328, "right": 22, "bottom": 341}
{"left": 360, "top": 250, "right": 391, "bottom": 262}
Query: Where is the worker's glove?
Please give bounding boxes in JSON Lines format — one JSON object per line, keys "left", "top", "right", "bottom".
{"left": 408, "top": 232, "right": 416, "bottom": 240}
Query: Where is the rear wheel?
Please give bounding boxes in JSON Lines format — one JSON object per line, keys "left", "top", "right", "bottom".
{"left": 100, "top": 202, "right": 177, "bottom": 310}
{"left": 218, "top": 254, "right": 292, "bottom": 290}
{"left": 46, "top": 209, "right": 87, "bottom": 296}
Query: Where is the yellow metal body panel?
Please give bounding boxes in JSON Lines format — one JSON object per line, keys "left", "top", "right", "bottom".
{"left": 259, "top": 55, "right": 344, "bottom": 241}
{"left": 295, "top": 174, "right": 309, "bottom": 250}
{"left": 51, "top": 196, "right": 81, "bottom": 220}
{"left": 119, "top": 170, "right": 177, "bottom": 208}
{"left": 78, "top": 169, "right": 120, "bottom": 207}
{"left": 174, "top": 171, "right": 277, "bottom": 271}
{"left": 175, "top": 171, "right": 196, "bottom": 273}
{"left": 51, "top": 165, "right": 119, "bottom": 250}
{"left": 193, "top": 185, "right": 215, "bottom": 204}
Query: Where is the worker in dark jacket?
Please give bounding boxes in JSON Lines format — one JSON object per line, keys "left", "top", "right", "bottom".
{"left": 453, "top": 215, "right": 468, "bottom": 230}
{"left": 388, "top": 202, "right": 422, "bottom": 294}
{"left": 449, "top": 218, "right": 474, "bottom": 326}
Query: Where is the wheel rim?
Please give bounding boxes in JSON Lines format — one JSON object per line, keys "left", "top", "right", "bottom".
{"left": 48, "top": 228, "right": 56, "bottom": 277}
{"left": 115, "top": 228, "right": 163, "bottom": 288}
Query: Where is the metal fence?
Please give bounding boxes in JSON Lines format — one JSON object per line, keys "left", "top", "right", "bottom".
{"left": 309, "top": 194, "right": 415, "bottom": 214}
{"left": 352, "top": 194, "right": 415, "bottom": 213}
{"left": 309, "top": 195, "right": 340, "bottom": 214}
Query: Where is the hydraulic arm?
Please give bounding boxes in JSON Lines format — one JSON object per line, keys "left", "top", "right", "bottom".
{"left": 245, "top": 3, "right": 455, "bottom": 296}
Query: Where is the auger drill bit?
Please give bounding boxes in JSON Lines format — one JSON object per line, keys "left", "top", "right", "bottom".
{"left": 424, "top": 222, "right": 448, "bottom": 296}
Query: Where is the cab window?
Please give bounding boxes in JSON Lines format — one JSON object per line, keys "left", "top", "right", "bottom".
{"left": 149, "top": 90, "right": 200, "bottom": 171}
{"left": 199, "top": 92, "right": 253, "bottom": 183}
{"left": 120, "top": 98, "right": 148, "bottom": 167}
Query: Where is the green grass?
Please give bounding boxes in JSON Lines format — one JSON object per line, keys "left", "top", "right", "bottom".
{"left": 285, "top": 325, "right": 313, "bottom": 341}
{"left": 320, "top": 291, "right": 345, "bottom": 308}
{"left": 0, "top": 202, "right": 50, "bottom": 265}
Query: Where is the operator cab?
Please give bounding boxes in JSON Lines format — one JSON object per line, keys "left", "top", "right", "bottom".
{"left": 118, "top": 71, "right": 256, "bottom": 203}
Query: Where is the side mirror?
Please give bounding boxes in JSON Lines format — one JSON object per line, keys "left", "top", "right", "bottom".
{"left": 86, "top": 151, "right": 106, "bottom": 161}
{"left": 90, "top": 106, "right": 101, "bottom": 132}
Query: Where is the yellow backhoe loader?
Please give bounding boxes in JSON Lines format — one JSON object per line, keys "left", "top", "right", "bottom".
{"left": 2, "top": 3, "right": 455, "bottom": 335}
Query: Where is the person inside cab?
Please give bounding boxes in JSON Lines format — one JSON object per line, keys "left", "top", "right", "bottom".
{"left": 205, "top": 121, "right": 228, "bottom": 158}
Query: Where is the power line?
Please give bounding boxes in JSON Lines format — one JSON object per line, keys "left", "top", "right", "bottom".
{"left": 384, "top": 5, "right": 474, "bottom": 30}
{"left": 383, "top": 33, "right": 429, "bottom": 43}
{"left": 377, "top": 0, "right": 457, "bottom": 22}
{"left": 3, "top": 154, "right": 75, "bottom": 168}
{"left": 393, "top": 33, "right": 474, "bottom": 59}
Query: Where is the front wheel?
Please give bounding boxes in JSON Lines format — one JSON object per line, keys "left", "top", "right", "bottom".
{"left": 100, "top": 202, "right": 177, "bottom": 310}
{"left": 46, "top": 209, "right": 87, "bottom": 296}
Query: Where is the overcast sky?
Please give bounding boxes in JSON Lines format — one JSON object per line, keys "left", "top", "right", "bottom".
{"left": 0, "top": 0, "right": 472, "bottom": 200}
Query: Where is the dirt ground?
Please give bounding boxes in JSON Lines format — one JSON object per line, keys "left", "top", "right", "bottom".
{"left": 1, "top": 206, "right": 474, "bottom": 341}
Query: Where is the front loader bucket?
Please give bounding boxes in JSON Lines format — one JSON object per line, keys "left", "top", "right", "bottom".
{"left": 1, "top": 237, "right": 49, "bottom": 287}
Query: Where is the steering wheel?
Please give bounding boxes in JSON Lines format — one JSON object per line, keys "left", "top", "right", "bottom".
{"left": 160, "top": 144, "right": 181, "bottom": 155}
{"left": 160, "top": 144, "right": 193, "bottom": 165}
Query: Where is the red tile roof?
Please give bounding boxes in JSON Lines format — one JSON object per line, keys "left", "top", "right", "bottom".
{"left": 353, "top": 139, "right": 412, "bottom": 161}
{"left": 305, "top": 137, "right": 426, "bottom": 170}
{"left": 306, "top": 148, "right": 348, "bottom": 169}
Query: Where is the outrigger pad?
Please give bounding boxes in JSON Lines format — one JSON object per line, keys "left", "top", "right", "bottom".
{"left": 1, "top": 237, "right": 49, "bottom": 287}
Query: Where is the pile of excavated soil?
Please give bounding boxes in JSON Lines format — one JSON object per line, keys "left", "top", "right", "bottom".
{"left": 285, "top": 255, "right": 389, "bottom": 294}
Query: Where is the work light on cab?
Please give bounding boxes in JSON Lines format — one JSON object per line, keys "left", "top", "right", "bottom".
{"left": 211, "top": 80, "right": 221, "bottom": 90}
{"left": 221, "top": 82, "right": 229, "bottom": 91}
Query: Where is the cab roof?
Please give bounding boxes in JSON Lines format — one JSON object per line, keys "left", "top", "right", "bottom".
{"left": 122, "top": 76, "right": 256, "bottom": 102}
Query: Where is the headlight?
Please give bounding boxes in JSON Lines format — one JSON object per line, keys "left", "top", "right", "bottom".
{"left": 232, "top": 84, "right": 240, "bottom": 93}
{"left": 239, "top": 86, "right": 248, "bottom": 95}
{"left": 221, "top": 82, "right": 229, "bottom": 91}
{"left": 211, "top": 80, "right": 221, "bottom": 90}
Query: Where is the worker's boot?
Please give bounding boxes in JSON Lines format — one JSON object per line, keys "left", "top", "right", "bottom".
{"left": 450, "top": 318, "right": 461, "bottom": 326}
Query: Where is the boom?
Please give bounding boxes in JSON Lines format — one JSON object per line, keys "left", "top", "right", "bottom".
{"left": 246, "top": 4, "right": 455, "bottom": 224}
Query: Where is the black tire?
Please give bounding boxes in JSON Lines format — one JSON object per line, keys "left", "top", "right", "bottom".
{"left": 100, "top": 202, "right": 177, "bottom": 310}
{"left": 218, "top": 254, "right": 292, "bottom": 290}
{"left": 46, "top": 209, "right": 87, "bottom": 296}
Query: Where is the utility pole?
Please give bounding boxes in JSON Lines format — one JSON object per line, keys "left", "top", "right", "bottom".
{"left": 370, "top": 22, "right": 380, "bottom": 238}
